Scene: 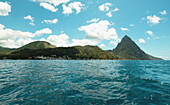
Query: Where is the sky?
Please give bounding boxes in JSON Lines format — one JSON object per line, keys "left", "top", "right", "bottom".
{"left": 0, "top": 0, "right": 170, "bottom": 60}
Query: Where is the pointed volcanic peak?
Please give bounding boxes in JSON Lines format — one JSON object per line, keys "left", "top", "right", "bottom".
{"left": 112, "top": 35, "right": 150, "bottom": 60}
{"left": 19, "top": 41, "right": 56, "bottom": 50}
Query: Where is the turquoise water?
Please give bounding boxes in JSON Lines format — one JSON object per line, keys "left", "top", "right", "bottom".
{"left": 0, "top": 60, "right": 169, "bottom": 105}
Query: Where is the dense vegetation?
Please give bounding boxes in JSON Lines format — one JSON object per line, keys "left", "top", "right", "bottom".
{"left": 0, "top": 44, "right": 117, "bottom": 60}
{"left": 18, "top": 41, "right": 57, "bottom": 50}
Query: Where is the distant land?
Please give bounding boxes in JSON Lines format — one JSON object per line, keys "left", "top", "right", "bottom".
{"left": 0, "top": 35, "right": 162, "bottom": 60}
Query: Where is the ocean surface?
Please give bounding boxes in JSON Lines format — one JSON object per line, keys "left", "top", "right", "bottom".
{"left": 0, "top": 60, "right": 169, "bottom": 105}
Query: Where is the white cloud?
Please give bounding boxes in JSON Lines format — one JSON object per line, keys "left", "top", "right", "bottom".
{"left": 34, "top": 28, "right": 52, "bottom": 36}
{"left": 147, "top": 31, "right": 154, "bottom": 36}
{"left": 121, "top": 27, "right": 129, "bottom": 31}
{"left": 147, "top": 15, "right": 161, "bottom": 25}
{"left": 40, "top": 2, "right": 58, "bottom": 12}
{"left": 98, "top": 3, "right": 111, "bottom": 11}
{"left": 15, "top": 38, "right": 36, "bottom": 47}
{"left": 113, "top": 8, "right": 119, "bottom": 12}
{"left": 109, "top": 41, "right": 117, "bottom": 46}
{"left": 139, "top": 39, "right": 146, "bottom": 43}
{"left": 0, "top": 24, "right": 54, "bottom": 48}
{"left": 86, "top": 18, "right": 100, "bottom": 23}
{"left": 106, "top": 7, "right": 119, "bottom": 18}
{"left": 0, "top": 2, "right": 11, "bottom": 16}
{"left": 160, "top": 10, "right": 167, "bottom": 15}
{"left": 69, "top": 2, "right": 85, "bottom": 14}
{"left": 24, "top": 15, "right": 35, "bottom": 26}
{"left": 0, "top": 24, "right": 5, "bottom": 30}
{"left": 130, "top": 24, "right": 134, "bottom": 27}
{"left": 41, "top": 34, "right": 69, "bottom": 47}
{"left": 62, "top": 2, "right": 85, "bottom": 15}
{"left": 78, "top": 20, "right": 120, "bottom": 42}
{"left": 0, "top": 24, "right": 52, "bottom": 41}
{"left": 0, "top": 28, "right": 34, "bottom": 40}
{"left": 24, "top": 15, "right": 34, "bottom": 21}
{"left": 70, "top": 39, "right": 98, "bottom": 46}
{"left": 42, "top": 18, "right": 58, "bottom": 24}
{"left": 31, "top": 0, "right": 70, "bottom": 6}
{"left": 100, "top": 44, "right": 106, "bottom": 48}
{"left": 106, "top": 8, "right": 119, "bottom": 18}
{"left": 62, "top": 4, "right": 73, "bottom": 15}
{"left": 106, "top": 11, "right": 112, "bottom": 17}
{"left": 0, "top": 38, "right": 36, "bottom": 48}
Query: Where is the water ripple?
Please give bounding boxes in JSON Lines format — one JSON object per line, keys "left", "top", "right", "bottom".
{"left": 0, "top": 60, "right": 169, "bottom": 105}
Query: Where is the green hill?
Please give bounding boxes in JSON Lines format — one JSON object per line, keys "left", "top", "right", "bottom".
{"left": 0, "top": 46, "right": 15, "bottom": 55}
{"left": 1, "top": 45, "right": 116, "bottom": 60}
{"left": 112, "top": 35, "right": 162, "bottom": 60}
{"left": 18, "top": 41, "right": 56, "bottom": 50}
{"left": 74, "top": 45, "right": 117, "bottom": 59}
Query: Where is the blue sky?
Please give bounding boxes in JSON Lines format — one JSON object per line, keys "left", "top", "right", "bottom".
{"left": 0, "top": 0, "right": 169, "bottom": 59}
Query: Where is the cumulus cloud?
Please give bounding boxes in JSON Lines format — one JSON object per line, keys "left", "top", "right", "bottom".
{"left": 40, "top": 34, "right": 69, "bottom": 47}
{"left": 0, "top": 24, "right": 54, "bottom": 48}
{"left": 0, "top": 24, "right": 52, "bottom": 41}
{"left": 47, "top": 34, "right": 69, "bottom": 47}
{"left": 147, "top": 15, "right": 161, "bottom": 25}
{"left": 32, "top": 0, "right": 85, "bottom": 15}
{"left": 42, "top": 18, "right": 58, "bottom": 24}
{"left": 31, "top": 0, "right": 70, "bottom": 13}
{"left": 113, "top": 8, "right": 119, "bottom": 12}
{"left": 0, "top": 38, "right": 36, "bottom": 48}
{"left": 0, "top": 25, "right": 34, "bottom": 40}
{"left": 139, "top": 39, "right": 146, "bottom": 43}
{"left": 98, "top": 3, "right": 111, "bottom": 11}
{"left": 69, "top": 2, "right": 85, "bottom": 14}
{"left": 40, "top": 2, "right": 58, "bottom": 12}
{"left": 24, "top": 15, "right": 35, "bottom": 26}
{"left": 31, "top": 0, "right": 70, "bottom": 6}
{"left": 70, "top": 39, "right": 99, "bottom": 46}
{"left": 0, "top": 2, "right": 11, "bottom": 16}
{"left": 34, "top": 28, "right": 52, "bottom": 36}
{"left": 160, "top": 10, "right": 167, "bottom": 15}
{"left": 62, "top": 1, "right": 85, "bottom": 15}
{"left": 62, "top": 4, "right": 73, "bottom": 15}
{"left": 121, "top": 27, "right": 129, "bottom": 31}
{"left": 106, "top": 11, "right": 112, "bottom": 17}
{"left": 78, "top": 20, "right": 120, "bottom": 42}
{"left": 147, "top": 31, "right": 154, "bottom": 36}
{"left": 105, "top": 7, "right": 119, "bottom": 18}
{"left": 100, "top": 44, "right": 106, "bottom": 48}
{"left": 0, "top": 24, "right": 36, "bottom": 48}
{"left": 0, "top": 24, "right": 5, "bottom": 30}
{"left": 86, "top": 18, "right": 100, "bottom": 23}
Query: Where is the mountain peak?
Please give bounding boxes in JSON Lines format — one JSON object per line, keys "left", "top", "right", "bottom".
{"left": 112, "top": 35, "right": 150, "bottom": 60}
{"left": 121, "top": 35, "right": 133, "bottom": 42}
